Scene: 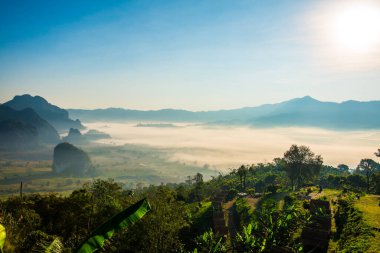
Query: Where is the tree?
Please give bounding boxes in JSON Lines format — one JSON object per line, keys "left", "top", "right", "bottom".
{"left": 356, "top": 159, "right": 380, "bottom": 192}
{"left": 375, "top": 149, "right": 380, "bottom": 157}
{"left": 194, "top": 173, "right": 204, "bottom": 184}
{"left": 337, "top": 164, "right": 349, "bottom": 172}
{"left": 346, "top": 174, "right": 366, "bottom": 192}
{"left": 237, "top": 165, "right": 248, "bottom": 192}
{"left": 282, "top": 145, "right": 323, "bottom": 190}
{"left": 120, "top": 186, "right": 188, "bottom": 253}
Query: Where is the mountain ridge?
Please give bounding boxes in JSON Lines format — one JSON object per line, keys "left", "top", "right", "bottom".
{"left": 67, "top": 96, "right": 380, "bottom": 130}
{"left": 4, "top": 94, "right": 84, "bottom": 131}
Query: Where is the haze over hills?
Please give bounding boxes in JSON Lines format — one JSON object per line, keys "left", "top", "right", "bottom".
{"left": 4, "top": 94, "right": 84, "bottom": 131}
{"left": 0, "top": 105, "right": 60, "bottom": 145}
{"left": 68, "top": 96, "right": 380, "bottom": 130}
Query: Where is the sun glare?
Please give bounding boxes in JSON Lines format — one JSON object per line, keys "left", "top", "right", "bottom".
{"left": 332, "top": 3, "right": 380, "bottom": 53}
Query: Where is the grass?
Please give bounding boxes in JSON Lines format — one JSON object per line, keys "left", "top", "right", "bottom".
{"left": 354, "top": 194, "right": 380, "bottom": 253}
{"left": 318, "top": 189, "right": 380, "bottom": 253}
{"left": 355, "top": 194, "right": 380, "bottom": 229}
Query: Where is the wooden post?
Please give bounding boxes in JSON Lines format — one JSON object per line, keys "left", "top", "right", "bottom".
{"left": 20, "top": 181, "right": 23, "bottom": 200}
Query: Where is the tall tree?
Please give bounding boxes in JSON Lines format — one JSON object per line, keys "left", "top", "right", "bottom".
{"left": 193, "top": 173, "right": 203, "bottom": 184}
{"left": 282, "top": 145, "right": 323, "bottom": 190}
{"left": 237, "top": 165, "right": 248, "bottom": 191}
{"left": 356, "top": 159, "right": 380, "bottom": 192}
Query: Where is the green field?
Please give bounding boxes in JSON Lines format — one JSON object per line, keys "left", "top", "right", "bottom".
{"left": 0, "top": 143, "right": 218, "bottom": 196}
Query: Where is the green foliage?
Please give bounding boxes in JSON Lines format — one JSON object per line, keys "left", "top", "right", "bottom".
{"left": 337, "top": 164, "right": 350, "bottom": 172}
{"left": 235, "top": 198, "right": 254, "bottom": 228}
{"left": 282, "top": 144, "right": 323, "bottom": 190}
{"left": 266, "top": 184, "right": 278, "bottom": 194}
{"left": 194, "top": 229, "right": 227, "bottom": 253}
{"left": 246, "top": 188, "right": 255, "bottom": 196}
{"left": 43, "top": 238, "right": 64, "bottom": 253}
{"left": 235, "top": 223, "right": 260, "bottom": 253}
{"left": 335, "top": 198, "right": 373, "bottom": 252}
{"left": 356, "top": 159, "right": 380, "bottom": 193}
{"left": 76, "top": 198, "right": 151, "bottom": 253}
{"left": 182, "top": 201, "right": 213, "bottom": 250}
{"left": 235, "top": 203, "right": 307, "bottom": 252}
{"left": 119, "top": 186, "right": 190, "bottom": 253}
{"left": 0, "top": 224, "right": 5, "bottom": 253}
{"left": 346, "top": 174, "right": 367, "bottom": 192}
{"left": 21, "top": 230, "right": 62, "bottom": 253}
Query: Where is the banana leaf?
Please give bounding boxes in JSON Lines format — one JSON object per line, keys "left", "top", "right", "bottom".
{"left": 0, "top": 224, "right": 5, "bottom": 253}
{"left": 76, "top": 198, "right": 151, "bottom": 253}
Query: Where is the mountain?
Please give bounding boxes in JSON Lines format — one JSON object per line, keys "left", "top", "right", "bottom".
{"left": 68, "top": 96, "right": 380, "bottom": 130}
{"left": 248, "top": 96, "right": 380, "bottom": 129}
{"left": 0, "top": 120, "right": 39, "bottom": 150}
{"left": 52, "top": 142, "right": 93, "bottom": 176}
{"left": 0, "top": 105, "right": 60, "bottom": 144}
{"left": 62, "top": 128, "right": 88, "bottom": 145}
{"left": 4, "top": 94, "right": 84, "bottom": 131}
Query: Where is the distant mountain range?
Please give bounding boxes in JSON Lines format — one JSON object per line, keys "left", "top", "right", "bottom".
{"left": 0, "top": 105, "right": 60, "bottom": 148}
{"left": 4, "top": 94, "right": 84, "bottom": 131}
{"left": 68, "top": 96, "right": 380, "bottom": 130}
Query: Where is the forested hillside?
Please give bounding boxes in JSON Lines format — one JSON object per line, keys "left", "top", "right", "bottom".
{"left": 1, "top": 145, "right": 379, "bottom": 252}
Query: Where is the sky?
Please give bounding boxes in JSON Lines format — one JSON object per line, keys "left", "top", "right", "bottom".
{"left": 1, "top": 0, "right": 380, "bottom": 110}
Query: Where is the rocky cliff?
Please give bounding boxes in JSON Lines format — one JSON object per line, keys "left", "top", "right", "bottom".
{"left": 52, "top": 142, "right": 93, "bottom": 176}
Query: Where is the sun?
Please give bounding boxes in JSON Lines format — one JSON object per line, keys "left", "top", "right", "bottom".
{"left": 332, "top": 3, "right": 380, "bottom": 53}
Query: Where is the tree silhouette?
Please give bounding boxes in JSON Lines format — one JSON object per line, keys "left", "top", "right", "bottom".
{"left": 237, "top": 165, "right": 248, "bottom": 191}
{"left": 357, "top": 159, "right": 380, "bottom": 192}
{"left": 375, "top": 149, "right": 380, "bottom": 157}
{"left": 281, "top": 145, "right": 323, "bottom": 190}
{"left": 337, "top": 164, "right": 349, "bottom": 172}
{"left": 193, "top": 173, "right": 203, "bottom": 184}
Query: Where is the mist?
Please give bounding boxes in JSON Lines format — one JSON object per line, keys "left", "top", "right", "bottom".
{"left": 85, "top": 122, "right": 380, "bottom": 170}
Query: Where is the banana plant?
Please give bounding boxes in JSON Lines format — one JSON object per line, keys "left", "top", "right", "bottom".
{"left": 46, "top": 238, "right": 63, "bottom": 253}
{"left": 76, "top": 198, "right": 151, "bottom": 253}
{"left": 0, "top": 224, "right": 5, "bottom": 253}
{"left": 194, "top": 229, "right": 227, "bottom": 253}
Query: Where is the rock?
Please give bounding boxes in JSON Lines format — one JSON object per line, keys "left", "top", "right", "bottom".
{"left": 62, "top": 128, "right": 88, "bottom": 145}
{"left": 52, "top": 142, "right": 93, "bottom": 176}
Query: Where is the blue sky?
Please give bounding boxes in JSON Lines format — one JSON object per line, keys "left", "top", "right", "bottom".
{"left": 1, "top": 0, "right": 379, "bottom": 110}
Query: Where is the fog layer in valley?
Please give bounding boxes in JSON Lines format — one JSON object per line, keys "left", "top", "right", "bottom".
{"left": 85, "top": 122, "right": 380, "bottom": 170}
